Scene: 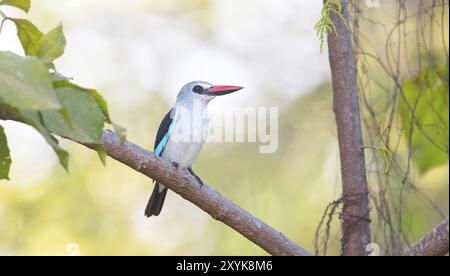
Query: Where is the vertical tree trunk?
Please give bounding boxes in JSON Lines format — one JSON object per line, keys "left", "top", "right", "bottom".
{"left": 326, "top": 0, "right": 371, "bottom": 256}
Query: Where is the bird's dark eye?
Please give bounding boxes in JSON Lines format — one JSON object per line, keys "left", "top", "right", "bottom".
{"left": 192, "top": 85, "right": 204, "bottom": 93}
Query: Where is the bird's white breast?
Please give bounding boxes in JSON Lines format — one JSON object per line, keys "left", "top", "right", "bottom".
{"left": 161, "top": 108, "right": 209, "bottom": 168}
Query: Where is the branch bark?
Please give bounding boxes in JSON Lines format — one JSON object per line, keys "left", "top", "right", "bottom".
{"left": 0, "top": 108, "right": 312, "bottom": 256}
{"left": 326, "top": 0, "right": 371, "bottom": 256}
{"left": 403, "top": 217, "right": 449, "bottom": 256}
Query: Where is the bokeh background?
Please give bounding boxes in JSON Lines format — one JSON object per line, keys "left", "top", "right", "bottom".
{"left": 0, "top": 0, "right": 448, "bottom": 255}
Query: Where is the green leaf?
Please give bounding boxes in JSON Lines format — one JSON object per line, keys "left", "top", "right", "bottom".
{"left": 10, "top": 19, "right": 43, "bottom": 56}
{"left": 41, "top": 84, "right": 105, "bottom": 144}
{"left": 38, "top": 23, "right": 66, "bottom": 65}
{"left": 53, "top": 80, "right": 111, "bottom": 123}
{"left": 0, "top": 51, "right": 61, "bottom": 110}
{"left": 113, "top": 122, "right": 126, "bottom": 143}
{"left": 19, "top": 110, "right": 69, "bottom": 171}
{"left": 398, "top": 66, "right": 449, "bottom": 173}
{"left": 95, "top": 145, "right": 107, "bottom": 166}
{"left": 0, "top": 123, "right": 12, "bottom": 180}
{"left": 0, "top": 0, "right": 30, "bottom": 13}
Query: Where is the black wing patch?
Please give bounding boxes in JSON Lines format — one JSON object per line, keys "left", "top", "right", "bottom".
{"left": 154, "top": 108, "right": 174, "bottom": 154}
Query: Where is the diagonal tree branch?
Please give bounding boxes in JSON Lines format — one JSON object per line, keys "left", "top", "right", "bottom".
{"left": 403, "top": 217, "right": 449, "bottom": 256}
{"left": 326, "top": 0, "right": 371, "bottom": 256}
{"left": 0, "top": 108, "right": 312, "bottom": 256}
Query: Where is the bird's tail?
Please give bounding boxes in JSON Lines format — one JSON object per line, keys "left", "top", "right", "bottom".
{"left": 145, "top": 183, "right": 168, "bottom": 217}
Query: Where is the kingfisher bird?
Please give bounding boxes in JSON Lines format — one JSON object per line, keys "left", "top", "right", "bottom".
{"left": 145, "top": 81, "right": 243, "bottom": 217}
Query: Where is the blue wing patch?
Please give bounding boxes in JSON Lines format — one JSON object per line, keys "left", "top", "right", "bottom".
{"left": 154, "top": 109, "right": 177, "bottom": 156}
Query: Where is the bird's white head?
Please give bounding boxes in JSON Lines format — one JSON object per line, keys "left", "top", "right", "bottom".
{"left": 176, "top": 80, "right": 243, "bottom": 105}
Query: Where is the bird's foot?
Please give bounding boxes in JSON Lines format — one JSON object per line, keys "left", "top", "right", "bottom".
{"left": 188, "top": 167, "right": 204, "bottom": 187}
{"left": 172, "top": 162, "right": 180, "bottom": 169}
{"left": 196, "top": 177, "right": 204, "bottom": 187}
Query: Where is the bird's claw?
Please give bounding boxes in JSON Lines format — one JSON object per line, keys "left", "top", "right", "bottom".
{"left": 172, "top": 162, "right": 179, "bottom": 169}
{"left": 188, "top": 167, "right": 204, "bottom": 187}
{"left": 192, "top": 173, "right": 204, "bottom": 187}
{"left": 197, "top": 178, "right": 204, "bottom": 187}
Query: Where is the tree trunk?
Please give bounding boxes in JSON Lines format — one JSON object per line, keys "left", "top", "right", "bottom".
{"left": 326, "top": 0, "right": 371, "bottom": 256}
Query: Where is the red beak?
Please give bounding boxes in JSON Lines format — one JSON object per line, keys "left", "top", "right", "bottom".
{"left": 206, "top": 85, "right": 243, "bottom": 96}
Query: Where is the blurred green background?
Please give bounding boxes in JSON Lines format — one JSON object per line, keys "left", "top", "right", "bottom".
{"left": 0, "top": 0, "right": 448, "bottom": 255}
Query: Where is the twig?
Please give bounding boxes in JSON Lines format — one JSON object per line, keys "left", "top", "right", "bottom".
{"left": 403, "top": 217, "right": 449, "bottom": 256}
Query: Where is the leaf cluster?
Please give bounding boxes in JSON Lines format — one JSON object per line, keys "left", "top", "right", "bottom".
{"left": 0, "top": 0, "right": 126, "bottom": 179}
